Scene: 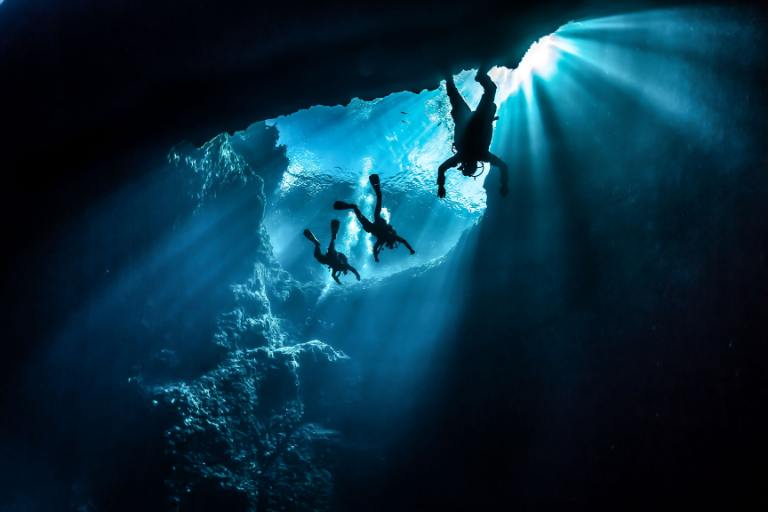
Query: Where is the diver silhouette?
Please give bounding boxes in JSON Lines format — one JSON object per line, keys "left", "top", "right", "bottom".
{"left": 437, "top": 67, "right": 509, "bottom": 198}
{"left": 303, "top": 219, "right": 360, "bottom": 284}
{"left": 333, "top": 173, "right": 415, "bottom": 262}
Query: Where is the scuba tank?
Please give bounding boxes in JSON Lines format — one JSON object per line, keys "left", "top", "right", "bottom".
{"left": 383, "top": 224, "right": 399, "bottom": 249}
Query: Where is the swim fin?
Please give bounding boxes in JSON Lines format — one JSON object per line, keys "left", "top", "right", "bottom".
{"left": 303, "top": 229, "right": 320, "bottom": 245}
{"left": 333, "top": 201, "right": 356, "bottom": 211}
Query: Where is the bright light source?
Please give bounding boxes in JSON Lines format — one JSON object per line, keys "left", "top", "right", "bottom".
{"left": 490, "top": 34, "right": 561, "bottom": 101}
{"left": 517, "top": 35, "right": 558, "bottom": 78}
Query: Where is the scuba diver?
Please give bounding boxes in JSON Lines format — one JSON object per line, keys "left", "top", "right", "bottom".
{"left": 437, "top": 67, "right": 509, "bottom": 198}
{"left": 303, "top": 219, "right": 360, "bottom": 284}
{"left": 333, "top": 173, "right": 416, "bottom": 262}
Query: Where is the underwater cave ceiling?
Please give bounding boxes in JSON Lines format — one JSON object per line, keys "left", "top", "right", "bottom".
{"left": 0, "top": 0, "right": 744, "bottom": 267}
{"left": 4, "top": 0, "right": 706, "bottom": 177}
{"left": 1, "top": 2, "right": 767, "bottom": 508}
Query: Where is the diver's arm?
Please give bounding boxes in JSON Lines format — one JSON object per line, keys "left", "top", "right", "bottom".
{"left": 437, "top": 155, "right": 460, "bottom": 198}
{"left": 347, "top": 264, "right": 361, "bottom": 281}
{"left": 396, "top": 236, "right": 415, "bottom": 255}
{"left": 373, "top": 240, "right": 383, "bottom": 262}
{"left": 487, "top": 152, "right": 509, "bottom": 197}
{"left": 332, "top": 271, "right": 342, "bottom": 285}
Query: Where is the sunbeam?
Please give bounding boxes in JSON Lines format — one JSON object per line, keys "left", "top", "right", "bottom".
{"left": 8, "top": 4, "right": 766, "bottom": 510}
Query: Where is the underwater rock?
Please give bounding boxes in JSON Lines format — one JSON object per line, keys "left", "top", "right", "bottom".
{"left": 151, "top": 126, "right": 348, "bottom": 511}
{"left": 156, "top": 343, "right": 347, "bottom": 511}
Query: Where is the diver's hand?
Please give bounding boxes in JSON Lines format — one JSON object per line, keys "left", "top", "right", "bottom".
{"left": 500, "top": 183, "right": 509, "bottom": 197}
{"left": 409, "top": 249, "right": 416, "bottom": 255}
{"left": 438, "top": 184, "right": 446, "bottom": 198}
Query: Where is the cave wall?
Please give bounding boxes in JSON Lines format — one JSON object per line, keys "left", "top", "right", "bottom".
{"left": 1, "top": 2, "right": 767, "bottom": 510}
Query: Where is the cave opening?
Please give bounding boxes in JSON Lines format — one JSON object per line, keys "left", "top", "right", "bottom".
{"left": 2, "top": 5, "right": 766, "bottom": 511}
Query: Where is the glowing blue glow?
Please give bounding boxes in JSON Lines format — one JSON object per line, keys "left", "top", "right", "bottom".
{"left": 253, "top": 6, "right": 746, "bottom": 286}
{"left": 264, "top": 75, "right": 494, "bottom": 281}
{"left": 261, "top": 30, "right": 573, "bottom": 283}
{"left": 28, "top": 8, "right": 761, "bottom": 509}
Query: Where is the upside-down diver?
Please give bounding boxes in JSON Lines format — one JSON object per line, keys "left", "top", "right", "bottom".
{"left": 437, "top": 67, "right": 509, "bottom": 198}
{"left": 303, "top": 219, "right": 360, "bottom": 284}
{"left": 333, "top": 173, "right": 415, "bottom": 262}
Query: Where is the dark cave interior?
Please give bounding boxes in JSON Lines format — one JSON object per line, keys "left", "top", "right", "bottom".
{"left": 2, "top": 1, "right": 768, "bottom": 510}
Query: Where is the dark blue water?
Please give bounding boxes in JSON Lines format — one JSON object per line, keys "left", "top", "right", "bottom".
{"left": 1, "top": 6, "right": 766, "bottom": 511}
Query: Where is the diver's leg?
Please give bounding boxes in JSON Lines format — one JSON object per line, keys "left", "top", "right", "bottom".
{"left": 446, "top": 74, "right": 471, "bottom": 129}
{"left": 475, "top": 71, "right": 498, "bottom": 120}
{"left": 313, "top": 245, "right": 324, "bottom": 262}
{"left": 475, "top": 97, "right": 497, "bottom": 124}
{"left": 486, "top": 152, "right": 509, "bottom": 197}
{"left": 476, "top": 69, "right": 497, "bottom": 96}
{"left": 369, "top": 174, "right": 382, "bottom": 221}
{"left": 328, "top": 219, "right": 340, "bottom": 252}
{"left": 352, "top": 208, "right": 375, "bottom": 233}
{"left": 396, "top": 236, "right": 416, "bottom": 255}
{"left": 304, "top": 229, "right": 324, "bottom": 262}
{"left": 358, "top": 214, "right": 375, "bottom": 234}
{"left": 334, "top": 201, "right": 374, "bottom": 233}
